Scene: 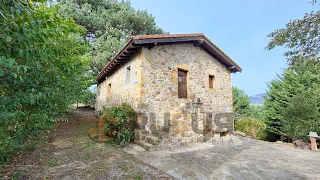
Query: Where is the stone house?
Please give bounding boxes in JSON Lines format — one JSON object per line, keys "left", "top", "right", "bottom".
{"left": 96, "top": 34, "right": 242, "bottom": 142}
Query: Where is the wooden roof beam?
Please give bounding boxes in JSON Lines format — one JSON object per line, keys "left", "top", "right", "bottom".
{"left": 124, "top": 49, "right": 136, "bottom": 54}
{"left": 118, "top": 56, "right": 127, "bottom": 60}
{"left": 127, "top": 44, "right": 139, "bottom": 49}
{"left": 148, "top": 42, "right": 158, "bottom": 49}
{"left": 133, "top": 37, "right": 200, "bottom": 45}
{"left": 120, "top": 53, "right": 131, "bottom": 57}
{"left": 194, "top": 39, "right": 204, "bottom": 46}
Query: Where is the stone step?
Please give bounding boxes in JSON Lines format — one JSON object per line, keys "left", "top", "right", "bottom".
{"left": 145, "top": 135, "right": 161, "bottom": 145}
{"left": 151, "top": 130, "right": 169, "bottom": 139}
{"left": 135, "top": 130, "right": 150, "bottom": 141}
{"left": 135, "top": 140, "right": 154, "bottom": 151}
{"left": 134, "top": 129, "right": 167, "bottom": 150}
{"left": 135, "top": 129, "right": 149, "bottom": 135}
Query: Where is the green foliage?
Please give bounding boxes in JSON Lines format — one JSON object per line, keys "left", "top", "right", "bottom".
{"left": 47, "top": 158, "right": 60, "bottom": 167}
{"left": 248, "top": 105, "right": 266, "bottom": 121}
{"left": 281, "top": 93, "right": 320, "bottom": 141}
{"left": 79, "top": 89, "right": 96, "bottom": 107}
{"left": 134, "top": 173, "right": 143, "bottom": 180}
{"left": 235, "top": 118, "right": 267, "bottom": 140}
{"left": 232, "top": 86, "right": 251, "bottom": 118}
{"left": 57, "top": 0, "right": 165, "bottom": 73}
{"left": 232, "top": 87, "right": 269, "bottom": 140}
{"left": 264, "top": 60, "right": 320, "bottom": 141}
{"left": 232, "top": 86, "right": 267, "bottom": 121}
{"left": 266, "top": 6, "right": 320, "bottom": 68}
{"left": 266, "top": 2, "right": 320, "bottom": 142}
{"left": 0, "top": 1, "right": 89, "bottom": 163}
{"left": 101, "top": 104, "right": 137, "bottom": 145}
{"left": 11, "top": 170, "right": 27, "bottom": 180}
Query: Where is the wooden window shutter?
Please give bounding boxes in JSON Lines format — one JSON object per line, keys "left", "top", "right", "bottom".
{"left": 178, "top": 69, "right": 187, "bottom": 98}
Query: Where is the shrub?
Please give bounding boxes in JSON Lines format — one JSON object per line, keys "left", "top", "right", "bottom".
{"left": 281, "top": 94, "right": 320, "bottom": 142}
{"left": 79, "top": 90, "right": 96, "bottom": 107}
{"left": 235, "top": 118, "right": 267, "bottom": 140}
{"left": 101, "top": 104, "right": 137, "bottom": 145}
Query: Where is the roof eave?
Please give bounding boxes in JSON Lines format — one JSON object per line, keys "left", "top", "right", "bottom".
{"left": 97, "top": 38, "right": 136, "bottom": 83}
{"left": 201, "top": 39, "right": 242, "bottom": 73}
{"left": 97, "top": 34, "right": 242, "bottom": 82}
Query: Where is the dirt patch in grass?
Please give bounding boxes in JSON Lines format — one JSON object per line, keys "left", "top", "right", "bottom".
{"left": 2, "top": 107, "right": 172, "bottom": 179}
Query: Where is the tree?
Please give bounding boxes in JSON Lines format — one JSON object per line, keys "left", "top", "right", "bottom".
{"left": 57, "top": 0, "right": 165, "bottom": 73}
{"left": 249, "top": 105, "right": 266, "bottom": 121}
{"left": 0, "top": 0, "right": 89, "bottom": 163}
{"left": 78, "top": 89, "right": 96, "bottom": 107}
{"left": 264, "top": 60, "right": 320, "bottom": 141}
{"left": 265, "top": 1, "right": 320, "bottom": 142}
{"left": 266, "top": 3, "right": 320, "bottom": 68}
{"left": 281, "top": 93, "right": 320, "bottom": 141}
{"left": 232, "top": 86, "right": 251, "bottom": 118}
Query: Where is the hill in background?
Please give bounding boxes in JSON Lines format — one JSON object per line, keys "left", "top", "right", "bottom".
{"left": 249, "top": 93, "right": 266, "bottom": 104}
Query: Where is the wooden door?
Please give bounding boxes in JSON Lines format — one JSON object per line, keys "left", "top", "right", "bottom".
{"left": 178, "top": 70, "right": 187, "bottom": 98}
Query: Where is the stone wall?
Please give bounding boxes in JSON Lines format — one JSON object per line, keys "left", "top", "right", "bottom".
{"left": 139, "top": 44, "right": 233, "bottom": 139}
{"left": 96, "top": 43, "right": 233, "bottom": 140}
{"left": 95, "top": 49, "right": 145, "bottom": 112}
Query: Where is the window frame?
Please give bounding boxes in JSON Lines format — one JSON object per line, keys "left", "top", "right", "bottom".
{"left": 178, "top": 69, "right": 188, "bottom": 98}
{"left": 209, "top": 74, "right": 216, "bottom": 89}
{"left": 124, "top": 64, "right": 132, "bottom": 86}
{"left": 107, "top": 83, "right": 112, "bottom": 99}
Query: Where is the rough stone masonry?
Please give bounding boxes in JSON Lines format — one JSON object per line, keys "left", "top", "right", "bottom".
{"left": 96, "top": 34, "right": 242, "bottom": 141}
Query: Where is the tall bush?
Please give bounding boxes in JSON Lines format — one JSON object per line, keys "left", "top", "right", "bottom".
{"left": 0, "top": 1, "right": 89, "bottom": 163}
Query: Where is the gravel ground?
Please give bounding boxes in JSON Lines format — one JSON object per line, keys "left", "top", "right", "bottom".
{"left": 130, "top": 136, "right": 320, "bottom": 180}
{"left": 2, "top": 107, "right": 172, "bottom": 180}
{"left": 3, "top": 107, "right": 320, "bottom": 180}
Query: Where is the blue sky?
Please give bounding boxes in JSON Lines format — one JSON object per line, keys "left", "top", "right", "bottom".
{"left": 130, "top": 0, "right": 318, "bottom": 96}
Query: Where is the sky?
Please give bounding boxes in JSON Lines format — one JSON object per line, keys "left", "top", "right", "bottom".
{"left": 130, "top": 0, "right": 318, "bottom": 96}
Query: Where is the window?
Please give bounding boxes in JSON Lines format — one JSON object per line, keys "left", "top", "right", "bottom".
{"left": 178, "top": 69, "right": 187, "bottom": 98}
{"left": 209, "top": 75, "right": 216, "bottom": 89}
{"left": 108, "top": 83, "right": 112, "bottom": 99}
{"left": 125, "top": 65, "right": 131, "bottom": 85}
